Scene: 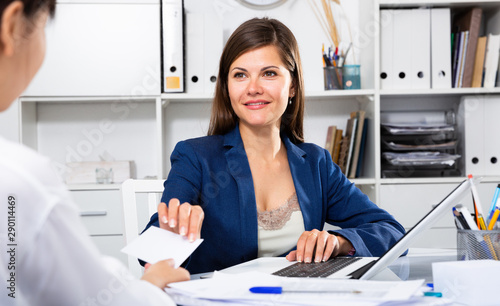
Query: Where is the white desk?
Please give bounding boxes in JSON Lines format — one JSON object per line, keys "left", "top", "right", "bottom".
{"left": 175, "top": 248, "right": 460, "bottom": 306}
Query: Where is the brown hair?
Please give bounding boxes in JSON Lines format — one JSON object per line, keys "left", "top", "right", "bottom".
{"left": 208, "top": 17, "right": 305, "bottom": 144}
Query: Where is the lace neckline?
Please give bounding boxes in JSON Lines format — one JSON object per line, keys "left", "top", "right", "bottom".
{"left": 257, "top": 193, "right": 300, "bottom": 230}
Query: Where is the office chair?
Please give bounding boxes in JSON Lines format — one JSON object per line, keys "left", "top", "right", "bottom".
{"left": 120, "top": 178, "right": 165, "bottom": 278}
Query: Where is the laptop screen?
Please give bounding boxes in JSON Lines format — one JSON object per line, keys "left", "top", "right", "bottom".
{"left": 358, "top": 179, "right": 470, "bottom": 280}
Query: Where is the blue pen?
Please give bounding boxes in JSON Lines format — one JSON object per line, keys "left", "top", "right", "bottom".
{"left": 423, "top": 291, "right": 442, "bottom": 297}
{"left": 249, "top": 286, "right": 361, "bottom": 294}
{"left": 488, "top": 184, "right": 500, "bottom": 221}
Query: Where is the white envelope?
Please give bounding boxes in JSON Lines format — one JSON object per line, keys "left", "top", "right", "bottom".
{"left": 121, "top": 226, "right": 203, "bottom": 268}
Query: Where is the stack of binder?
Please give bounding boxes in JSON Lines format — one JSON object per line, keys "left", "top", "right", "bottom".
{"left": 380, "top": 110, "right": 461, "bottom": 178}
{"left": 162, "top": 0, "right": 223, "bottom": 94}
{"left": 457, "top": 95, "right": 500, "bottom": 176}
{"left": 380, "top": 8, "right": 452, "bottom": 90}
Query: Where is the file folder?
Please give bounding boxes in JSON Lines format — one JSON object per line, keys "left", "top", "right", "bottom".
{"left": 392, "top": 9, "right": 412, "bottom": 89}
{"left": 380, "top": 9, "right": 394, "bottom": 90}
{"left": 202, "top": 12, "right": 223, "bottom": 95}
{"left": 162, "top": 0, "right": 184, "bottom": 93}
{"left": 458, "top": 96, "right": 484, "bottom": 175}
{"left": 410, "top": 8, "right": 431, "bottom": 89}
{"left": 483, "top": 34, "right": 500, "bottom": 89}
{"left": 184, "top": 12, "right": 222, "bottom": 94}
{"left": 458, "top": 96, "right": 500, "bottom": 176}
{"left": 482, "top": 96, "right": 500, "bottom": 176}
{"left": 185, "top": 13, "right": 204, "bottom": 93}
{"left": 430, "top": 8, "right": 452, "bottom": 89}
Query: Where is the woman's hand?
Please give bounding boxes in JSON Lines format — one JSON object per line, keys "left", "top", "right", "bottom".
{"left": 158, "top": 199, "right": 204, "bottom": 242}
{"left": 285, "top": 229, "right": 353, "bottom": 263}
{"left": 141, "top": 259, "right": 190, "bottom": 288}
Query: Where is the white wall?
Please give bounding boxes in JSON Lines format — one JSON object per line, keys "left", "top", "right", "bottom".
{"left": 0, "top": 100, "right": 19, "bottom": 142}
{"left": 183, "top": 0, "right": 373, "bottom": 92}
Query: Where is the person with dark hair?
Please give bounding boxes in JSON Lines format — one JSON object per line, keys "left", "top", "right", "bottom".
{"left": 0, "top": 1, "right": 190, "bottom": 305}
{"left": 144, "top": 17, "right": 405, "bottom": 274}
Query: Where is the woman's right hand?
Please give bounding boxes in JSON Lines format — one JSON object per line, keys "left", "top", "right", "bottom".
{"left": 141, "top": 259, "right": 190, "bottom": 288}
{"left": 158, "top": 199, "right": 204, "bottom": 242}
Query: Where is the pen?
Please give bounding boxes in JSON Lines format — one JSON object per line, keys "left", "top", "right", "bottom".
{"left": 423, "top": 291, "right": 442, "bottom": 297}
{"left": 249, "top": 286, "right": 361, "bottom": 294}
{"left": 452, "top": 207, "right": 469, "bottom": 229}
{"left": 488, "top": 184, "right": 500, "bottom": 221}
{"left": 487, "top": 207, "right": 500, "bottom": 230}
{"left": 455, "top": 205, "right": 478, "bottom": 230}
{"left": 322, "top": 44, "right": 325, "bottom": 67}
{"left": 467, "top": 174, "right": 487, "bottom": 230}
{"left": 323, "top": 53, "right": 333, "bottom": 67}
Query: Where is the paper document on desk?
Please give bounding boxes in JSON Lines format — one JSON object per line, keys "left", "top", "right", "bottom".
{"left": 121, "top": 226, "right": 203, "bottom": 268}
{"left": 166, "top": 271, "right": 424, "bottom": 306}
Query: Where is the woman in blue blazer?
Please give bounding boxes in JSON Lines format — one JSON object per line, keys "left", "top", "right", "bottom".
{"left": 144, "top": 17, "right": 405, "bottom": 274}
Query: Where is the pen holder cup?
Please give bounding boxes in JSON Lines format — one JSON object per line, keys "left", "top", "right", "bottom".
{"left": 342, "top": 65, "right": 361, "bottom": 90}
{"left": 323, "top": 67, "right": 343, "bottom": 90}
{"left": 457, "top": 229, "right": 500, "bottom": 261}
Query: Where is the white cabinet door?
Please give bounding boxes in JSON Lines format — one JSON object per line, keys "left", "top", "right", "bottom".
{"left": 379, "top": 183, "right": 458, "bottom": 229}
{"left": 24, "top": 3, "right": 161, "bottom": 96}
{"left": 379, "top": 183, "right": 460, "bottom": 248}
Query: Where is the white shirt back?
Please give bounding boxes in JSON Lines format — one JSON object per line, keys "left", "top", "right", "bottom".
{"left": 0, "top": 137, "right": 175, "bottom": 306}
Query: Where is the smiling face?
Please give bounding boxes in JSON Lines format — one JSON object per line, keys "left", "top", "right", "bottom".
{"left": 227, "top": 45, "right": 295, "bottom": 131}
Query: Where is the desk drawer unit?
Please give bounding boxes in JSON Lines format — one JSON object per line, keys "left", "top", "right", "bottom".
{"left": 72, "top": 190, "right": 124, "bottom": 236}
{"left": 71, "top": 189, "right": 127, "bottom": 264}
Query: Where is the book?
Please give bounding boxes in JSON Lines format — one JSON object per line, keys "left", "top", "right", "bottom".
{"left": 355, "top": 118, "right": 368, "bottom": 178}
{"left": 345, "top": 117, "right": 358, "bottom": 177}
{"left": 337, "top": 137, "right": 349, "bottom": 174}
{"left": 332, "top": 129, "right": 343, "bottom": 165}
{"left": 338, "top": 119, "right": 356, "bottom": 175}
{"left": 324, "top": 125, "right": 337, "bottom": 158}
{"left": 496, "top": 56, "right": 500, "bottom": 88}
{"left": 456, "top": 31, "right": 469, "bottom": 88}
{"left": 451, "top": 29, "right": 462, "bottom": 88}
{"left": 483, "top": 34, "right": 500, "bottom": 88}
{"left": 471, "top": 36, "right": 487, "bottom": 88}
{"left": 348, "top": 111, "right": 366, "bottom": 179}
{"left": 453, "top": 8, "right": 483, "bottom": 88}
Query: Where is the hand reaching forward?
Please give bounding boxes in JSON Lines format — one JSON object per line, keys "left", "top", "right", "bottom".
{"left": 285, "top": 229, "right": 354, "bottom": 263}
{"left": 141, "top": 259, "right": 189, "bottom": 288}
{"left": 157, "top": 199, "right": 204, "bottom": 242}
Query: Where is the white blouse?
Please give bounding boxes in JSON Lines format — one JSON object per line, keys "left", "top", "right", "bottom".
{"left": 257, "top": 193, "right": 305, "bottom": 257}
{"left": 0, "top": 137, "right": 176, "bottom": 306}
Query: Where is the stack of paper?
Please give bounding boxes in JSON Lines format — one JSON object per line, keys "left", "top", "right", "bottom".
{"left": 166, "top": 271, "right": 424, "bottom": 306}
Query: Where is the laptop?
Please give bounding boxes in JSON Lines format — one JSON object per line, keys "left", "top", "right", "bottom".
{"left": 221, "top": 179, "right": 470, "bottom": 280}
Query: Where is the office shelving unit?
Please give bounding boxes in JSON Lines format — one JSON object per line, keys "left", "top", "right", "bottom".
{"left": 375, "top": 0, "right": 500, "bottom": 248}
{"left": 2, "top": 0, "right": 499, "bottom": 260}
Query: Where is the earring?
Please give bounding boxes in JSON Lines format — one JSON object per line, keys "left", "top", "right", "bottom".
{"left": 288, "top": 97, "right": 292, "bottom": 105}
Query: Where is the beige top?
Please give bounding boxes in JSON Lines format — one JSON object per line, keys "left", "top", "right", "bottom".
{"left": 257, "top": 193, "right": 305, "bottom": 257}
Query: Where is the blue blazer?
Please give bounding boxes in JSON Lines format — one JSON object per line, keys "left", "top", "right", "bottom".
{"left": 143, "top": 126, "right": 405, "bottom": 274}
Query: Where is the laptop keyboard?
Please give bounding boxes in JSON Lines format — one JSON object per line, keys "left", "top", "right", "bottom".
{"left": 272, "top": 257, "right": 362, "bottom": 278}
